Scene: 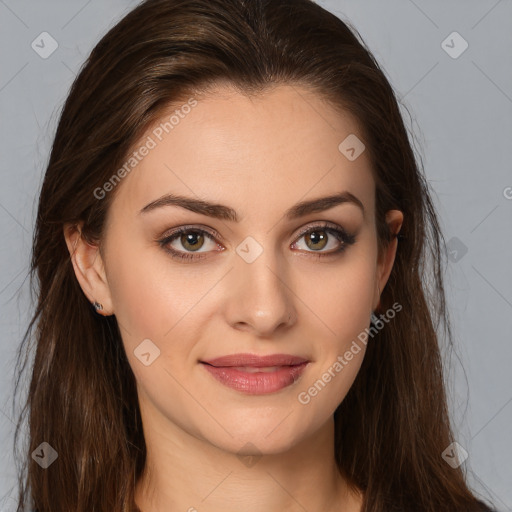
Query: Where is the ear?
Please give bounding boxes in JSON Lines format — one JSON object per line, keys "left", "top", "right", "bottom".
{"left": 373, "top": 209, "right": 404, "bottom": 311}
{"left": 63, "top": 222, "right": 114, "bottom": 315}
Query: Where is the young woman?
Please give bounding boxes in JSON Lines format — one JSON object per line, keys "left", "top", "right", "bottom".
{"left": 12, "top": 0, "right": 496, "bottom": 511}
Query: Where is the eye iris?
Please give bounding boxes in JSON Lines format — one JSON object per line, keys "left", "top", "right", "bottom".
{"left": 181, "top": 232, "right": 204, "bottom": 251}
{"left": 305, "top": 230, "right": 328, "bottom": 251}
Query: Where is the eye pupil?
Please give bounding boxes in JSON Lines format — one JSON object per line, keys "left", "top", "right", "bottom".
{"left": 306, "top": 230, "right": 328, "bottom": 250}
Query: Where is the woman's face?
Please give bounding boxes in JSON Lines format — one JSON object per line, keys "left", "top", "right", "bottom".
{"left": 82, "top": 84, "right": 401, "bottom": 455}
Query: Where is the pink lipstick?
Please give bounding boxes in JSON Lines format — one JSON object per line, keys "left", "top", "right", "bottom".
{"left": 200, "top": 353, "right": 310, "bottom": 395}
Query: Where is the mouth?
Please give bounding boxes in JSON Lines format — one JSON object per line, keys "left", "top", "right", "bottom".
{"left": 199, "top": 354, "right": 310, "bottom": 394}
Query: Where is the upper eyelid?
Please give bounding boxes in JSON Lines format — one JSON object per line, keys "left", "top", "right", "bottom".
{"left": 294, "top": 221, "right": 348, "bottom": 238}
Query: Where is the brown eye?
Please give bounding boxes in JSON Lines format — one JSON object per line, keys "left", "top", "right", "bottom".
{"left": 179, "top": 231, "right": 205, "bottom": 252}
{"left": 304, "top": 230, "right": 329, "bottom": 251}
{"left": 292, "top": 223, "right": 356, "bottom": 256}
{"left": 158, "top": 227, "right": 221, "bottom": 261}
{"left": 158, "top": 222, "right": 356, "bottom": 262}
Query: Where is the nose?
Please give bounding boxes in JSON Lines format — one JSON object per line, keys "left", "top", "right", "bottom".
{"left": 224, "top": 248, "right": 296, "bottom": 337}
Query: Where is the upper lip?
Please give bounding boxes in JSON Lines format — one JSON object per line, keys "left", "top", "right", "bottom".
{"left": 200, "top": 353, "right": 309, "bottom": 368}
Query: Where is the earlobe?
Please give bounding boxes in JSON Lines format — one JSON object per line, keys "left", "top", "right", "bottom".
{"left": 63, "top": 222, "right": 114, "bottom": 315}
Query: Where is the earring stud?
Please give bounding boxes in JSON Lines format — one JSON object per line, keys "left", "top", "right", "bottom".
{"left": 93, "top": 301, "right": 103, "bottom": 312}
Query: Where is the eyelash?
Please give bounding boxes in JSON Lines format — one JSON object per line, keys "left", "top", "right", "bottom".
{"left": 157, "top": 222, "right": 356, "bottom": 262}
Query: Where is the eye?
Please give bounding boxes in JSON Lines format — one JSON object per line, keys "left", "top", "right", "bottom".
{"left": 158, "top": 226, "right": 221, "bottom": 261}
{"left": 291, "top": 222, "right": 356, "bottom": 258}
{"left": 157, "top": 222, "right": 356, "bottom": 262}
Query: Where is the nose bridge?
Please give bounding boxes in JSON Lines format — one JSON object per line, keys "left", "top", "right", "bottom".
{"left": 228, "top": 235, "right": 294, "bottom": 331}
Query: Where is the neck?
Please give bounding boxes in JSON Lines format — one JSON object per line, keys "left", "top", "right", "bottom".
{"left": 134, "top": 412, "right": 361, "bottom": 512}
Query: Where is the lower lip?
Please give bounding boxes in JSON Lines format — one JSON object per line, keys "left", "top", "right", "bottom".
{"left": 200, "top": 362, "right": 309, "bottom": 394}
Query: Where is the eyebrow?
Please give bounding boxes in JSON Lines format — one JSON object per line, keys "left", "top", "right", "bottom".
{"left": 139, "top": 191, "right": 365, "bottom": 221}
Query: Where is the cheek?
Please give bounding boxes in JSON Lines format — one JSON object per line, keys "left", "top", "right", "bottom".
{"left": 302, "top": 257, "right": 375, "bottom": 342}
{"left": 295, "top": 267, "right": 372, "bottom": 416}
{"left": 105, "top": 231, "right": 216, "bottom": 375}
{"left": 104, "top": 232, "right": 184, "bottom": 346}
{"left": 294, "top": 248, "right": 375, "bottom": 408}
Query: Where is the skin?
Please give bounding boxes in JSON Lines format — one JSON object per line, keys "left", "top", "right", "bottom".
{"left": 65, "top": 83, "right": 403, "bottom": 512}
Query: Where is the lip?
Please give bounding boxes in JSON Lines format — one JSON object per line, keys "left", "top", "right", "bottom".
{"left": 200, "top": 353, "right": 310, "bottom": 395}
{"left": 201, "top": 353, "right": 309, "bottom": 368}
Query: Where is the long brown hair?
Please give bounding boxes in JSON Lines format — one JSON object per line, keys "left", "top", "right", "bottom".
{"left": 11, "top": 0, "right": 495, "bottom": 510}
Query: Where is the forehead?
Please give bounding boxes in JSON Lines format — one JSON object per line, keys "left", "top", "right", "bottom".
{"left": 107, "top": 83, "right": 375, "bottom": 222}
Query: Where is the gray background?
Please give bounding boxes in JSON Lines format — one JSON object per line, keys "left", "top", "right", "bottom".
{"left": 0, "top": 0, "right": 511, "bottom": 510}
